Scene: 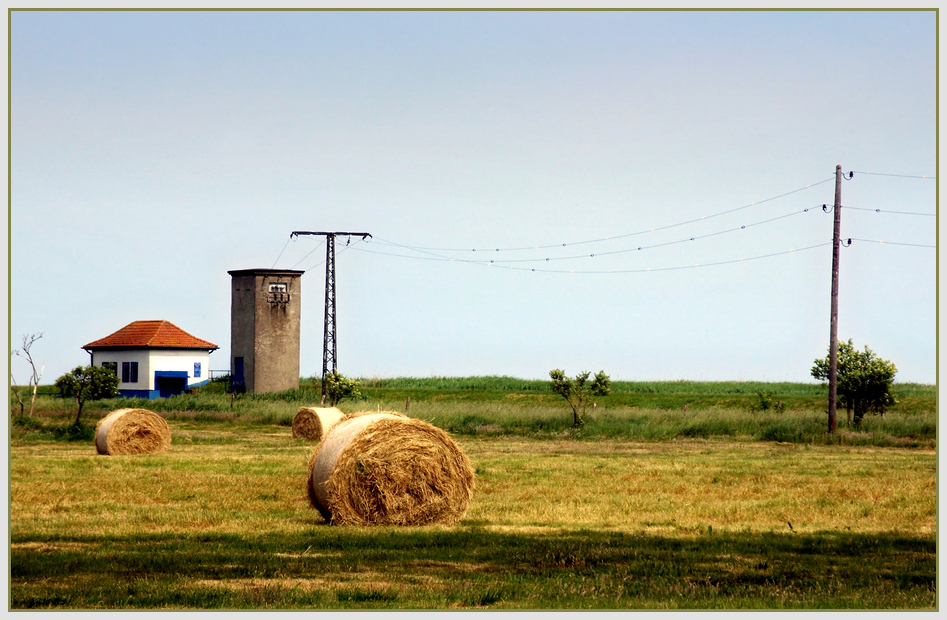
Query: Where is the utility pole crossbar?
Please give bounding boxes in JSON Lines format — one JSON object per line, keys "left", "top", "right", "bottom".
{"left": 290, "top": 231, "right": 372, "bottom": 402}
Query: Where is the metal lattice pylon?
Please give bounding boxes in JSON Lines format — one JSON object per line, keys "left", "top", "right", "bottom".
{"left": 322, "top": 234, "right": 338, "bottom": 396}
{"left": 289, "top": 230, "right": 371, "bottom": 402}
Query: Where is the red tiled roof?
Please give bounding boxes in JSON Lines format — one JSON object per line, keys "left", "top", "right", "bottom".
{"left": 83, "top": 320, "right": 218, "bottom": 351}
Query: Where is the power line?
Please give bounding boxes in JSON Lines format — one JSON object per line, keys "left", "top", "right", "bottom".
{"left": 427, "top": 206, "right": 819, "bottom": 265}
{"left": 385, "top": 177, "right": 835, "bottom": 253}
{"left": 851, "top": 171, "right": 936, "bottom": 180}
{"left": 271, "top": 236, "right": 293, "bottom": 269}
{"left": 290, "top": 238, "right": 326, "bottom": 270}
{"left": 303, "top": 236, "right": 367, "bottom": 273}
{"left": 845, "top": 238, "right": 936, "bottom": 248}
{"left": 353, "top": 240, "right": 832, "bottom": 273}
{"left": 844, "top": 206, "right": 936, "bottom": 217}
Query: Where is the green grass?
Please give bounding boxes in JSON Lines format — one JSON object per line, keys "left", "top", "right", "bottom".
{"left": 10, "top": 529, "right": 934, "bottom": 609}
{"left": 8, "top": 377, "right": 936, "bottom": 608}
{"left": 9, "top": 429, "right": 937, "bottom": 609}
{"left": 11, "top": 375, "right": 936, "bottom": 448}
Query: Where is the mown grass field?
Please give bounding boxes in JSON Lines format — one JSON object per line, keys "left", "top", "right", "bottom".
{"left": 8, "top": 378, "right": 937, "bottom": 609}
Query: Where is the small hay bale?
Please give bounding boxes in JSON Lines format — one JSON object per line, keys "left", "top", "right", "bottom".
{"left": 95, "top": 408, "right": 171, "bottom": 456}
{"left": 308, "top": 412, "right": 474, "bottom": 526}
{"left": 292, "top": 406, "right": 347, "bottom": 441}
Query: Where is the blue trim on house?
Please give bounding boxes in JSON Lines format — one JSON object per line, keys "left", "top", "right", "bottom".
{"left": 118, "top": 389, "right": 160, "bottom": 400}
{"left": 155, "top": 371, "right": 189, "bottom": 379}
{"left": 155, "top": 371, "right": 189, "bottom": 398}
{"left": 115, "top": 373, "right": 210, "bottom": 400}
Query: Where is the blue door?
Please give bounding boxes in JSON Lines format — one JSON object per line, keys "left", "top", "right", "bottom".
{"left": 154, "top": 371, "right": 189, "bottom": 398}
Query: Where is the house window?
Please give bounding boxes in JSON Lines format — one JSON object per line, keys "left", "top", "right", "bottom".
{"left": 194, "top": 362, "right": 201, "bottom": 378}
{"left": 101, "top": 362, "right": 118, "bottom": 375}
{"left": 121, "top": 362, "right": 139, "bottom": 384}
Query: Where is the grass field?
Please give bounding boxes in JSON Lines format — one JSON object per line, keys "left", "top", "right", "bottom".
{"left": 8, "top": 379, "right": 937, "bottom": 609}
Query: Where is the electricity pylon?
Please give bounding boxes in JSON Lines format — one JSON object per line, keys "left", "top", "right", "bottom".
{"left": 290, "top": 230, "right": 371, "bottom": 401}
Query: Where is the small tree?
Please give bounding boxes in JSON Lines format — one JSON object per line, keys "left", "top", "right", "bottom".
{"left": 549, "top": 369, "right": 610, "bottom": 428}
{"left": 54, "top": 365, "right": 119, "bottom": 425}
{"left": 811, "top": 339, "right": 897, "bottom": 428}
{"left": 11, "top": 332, "right": 44, "bottom": 417}
{"left": 322, "top": 370, "right": 361, "bottom": 407}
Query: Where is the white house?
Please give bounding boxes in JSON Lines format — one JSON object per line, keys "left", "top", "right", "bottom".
{"left": 82, "top": 320, "right": 219, "bottom": 399}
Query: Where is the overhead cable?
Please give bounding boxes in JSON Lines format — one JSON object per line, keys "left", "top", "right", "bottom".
{"left": 290, "top": 238, "right": 326, "bottom": 270}
{"left": 399, "top": 206, "right": 820, "bottom": 265}
{"left": 851, "top": 171, "right": 936, "bottom": 180}
{"left": 271, "top": 236, "right": 293, "bottom": 269}
{"left": 843, "top": 206, "right": 936, "bottom": 217}
{"left": 382, "top": 177, "right": 835, "bottom": 253}
{"left": 353, "top": 241, "right": 832, "bottom": 274}
{"left": 844, "top": 238, "right": 935, "bottom": 249}
{"left": 303, "top": 236, "right": 367, "bottom": 273}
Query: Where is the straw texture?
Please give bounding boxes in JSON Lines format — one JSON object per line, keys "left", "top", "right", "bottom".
{"left": 292, "top": 406, "right": 347, "bottom": 441}
{"left": 308, "top": 412, "right": 474, "bottom": 526}
{"left": 95, "top": 408, "right": 171, "bottom": 456}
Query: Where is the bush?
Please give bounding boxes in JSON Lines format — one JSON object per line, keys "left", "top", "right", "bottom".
{"left": 323, "top": 371, "right": 362, "bottom": 407}
{"left": 53, "top": 422, "right": 95, "bottom": 442}
{"left": 755, "top": 391, "right": 784, "bottom": 412}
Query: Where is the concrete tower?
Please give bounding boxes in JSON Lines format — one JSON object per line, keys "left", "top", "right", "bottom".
{"left": 228, "top": 268, "right": 304, "bottom": 393}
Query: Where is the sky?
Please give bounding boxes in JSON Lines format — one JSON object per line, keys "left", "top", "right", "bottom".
{"left": 7, "top": 8, "right": 939, "bottom": 386}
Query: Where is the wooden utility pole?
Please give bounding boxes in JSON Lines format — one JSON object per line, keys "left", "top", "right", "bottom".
{"left": 290, "top": 231, "right": 371, "bottom": 402}
{"left": 827, "top": 165, "right": 843, "bottom": 434}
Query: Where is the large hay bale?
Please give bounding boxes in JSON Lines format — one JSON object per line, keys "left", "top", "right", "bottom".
{"left": 292, "top": 406, "right": 347, "bottom": 441}
{"left": 307, "top": 412, "right": 474, "bottom": 526}
{"left": 95, "top": 408, "right": 171, "bottom": 456}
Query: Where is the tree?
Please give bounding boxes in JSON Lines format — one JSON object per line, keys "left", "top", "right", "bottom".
{"left": 11, "top": 332, "right": 44, "bottom": 417}
{"left": 811, "top": 339, "right": 897, "bottom": 428}
{"left": 322, "top": 370, "right": 362, "bottom": 407}
{"left": 549, "top": 369, "right": 610, "bottom": 428}
{"left": 54, "top": 365, "right": 120, "bottom": 425}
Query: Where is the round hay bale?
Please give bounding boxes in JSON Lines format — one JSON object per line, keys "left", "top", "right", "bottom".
{"left": 307, "top": 412, "right": 474, "bottom": 526}
{"left": 95, "top": 408, "right": 171, "bottom": 456}
{"left": 292, "top": 406, "right": 347, "bottom": 441}
{"left": 346, "top": 409, "right": 408, "bottom": 419}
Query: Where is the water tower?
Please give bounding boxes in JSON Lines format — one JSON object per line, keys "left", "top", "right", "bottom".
{"left": 228, "top": 268, "right": 304, "bottom": 393}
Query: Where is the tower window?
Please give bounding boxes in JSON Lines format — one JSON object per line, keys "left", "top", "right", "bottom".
{"left": 267, "top": 282, "right": 290, "bottom": 305}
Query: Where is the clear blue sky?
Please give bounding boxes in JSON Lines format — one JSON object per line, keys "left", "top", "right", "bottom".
{"left": 9, "top": 9, "right": 938, "bottom": 385}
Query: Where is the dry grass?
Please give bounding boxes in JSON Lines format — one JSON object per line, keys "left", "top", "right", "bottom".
{"left": 463, "top": 438, "right": 936, "bottom": 536}
{"left": 9, "top": 424, "right": 936, "bottom": 609}
{"left": 9, "top": 426, "right": 935, "bottom": 539}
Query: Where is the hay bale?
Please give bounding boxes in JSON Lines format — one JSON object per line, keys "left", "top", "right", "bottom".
{"left": 95, "top": 408, "right": 171, "bottom": 456}
{"left": 292, "top": 406, "right": 347, "bottom": 441}
{"left": 307, "top": 412, "right": 474, "bottom": 526}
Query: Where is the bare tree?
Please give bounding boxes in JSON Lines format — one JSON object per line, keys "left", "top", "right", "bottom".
{"left": 12, "top": 333, "right": 44, "bottom": 418}
{"left": 10, "top": 369, "right": 26, "bottom": 416}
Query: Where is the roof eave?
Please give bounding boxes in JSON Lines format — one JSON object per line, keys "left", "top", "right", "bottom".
{"left": 83, "top": 345, "right": 219, "bottom": 352}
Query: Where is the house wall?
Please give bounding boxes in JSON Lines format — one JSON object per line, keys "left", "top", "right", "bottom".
{"left": 92, "top": 349, "right": 150, "bottom": 395}
{"left": 92, "top": 349, "right": 213, "bottom": 399}
{"left": 148, "top": 350, "right": 213, "bottom": 388}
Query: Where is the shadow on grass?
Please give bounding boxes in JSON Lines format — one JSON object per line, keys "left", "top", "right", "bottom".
{"left": 11, "top": 528, "right": 935, "bottom": 610}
